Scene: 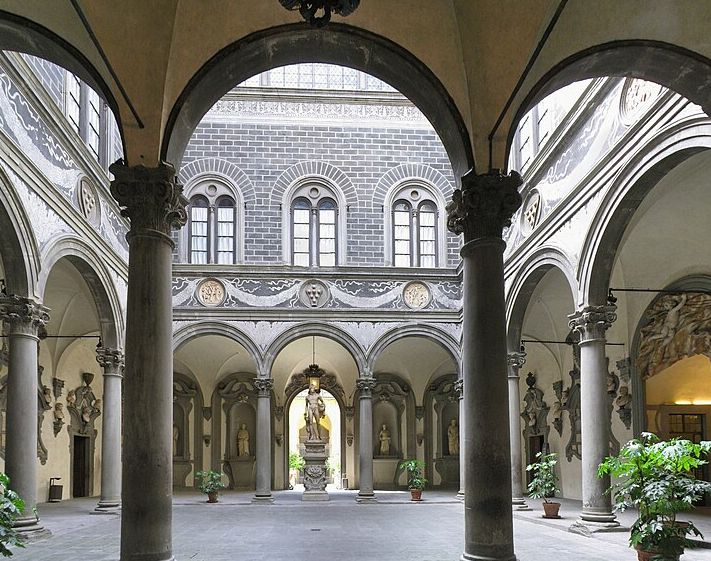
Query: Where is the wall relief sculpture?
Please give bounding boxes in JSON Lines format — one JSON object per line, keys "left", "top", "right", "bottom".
{"left": 562, "top": 336, "right": 582, "bottom": 462}
{"left": 67, "top": 372, "right": 102, "bottom": 435}
{"left": 37, "top": 365, "right": 52, "bottom": 464}
{"left": 614, "top": 358, "right": 632, "bottom": 430}
{"left": 521, "top": 372, "right": 550, "bottom": 469}
{"left": 637, "top": 293, "right": 711, "bottom": 379}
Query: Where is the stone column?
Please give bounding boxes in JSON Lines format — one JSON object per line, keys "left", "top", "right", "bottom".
{"left": 110, "top": 161, "right": 187, "bottom": 561}
{"left": 568, "top": 305, "right": 619, "bottom": 527}
{"left": 507, "top": 350, "right": 529, "bottom": 509}
{"left": 355, "top": 377, "right": 376, "bottom": 503}
{"left": 0, "top": 296, "right": 49, "bottom": 532}
{"left": 454, "top": 378, "right": 465, "bottom": 501}
{"left": 94, "top": 347, "right": 124, "bottom": 513}
{"left": 447, "top": 169, "right": 522, "bottom": 561}
{"left": 253, "top": 378, "right": 274, "bottom": 503}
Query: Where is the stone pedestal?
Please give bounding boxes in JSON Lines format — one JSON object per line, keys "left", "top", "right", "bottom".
{"left": 447, "top": 170, "right": 522, "bottom": 561}
{"left": 229, "top": 457, "right": 256, "bottom": 489}
{"left": 0, "top": 295, "right": 49, "bottom": 534}
{"left": 302, "top": 440, "right": 329, "bottom": 501}
{"left": 111, "top": 161, "right": 187, "bottom": 561}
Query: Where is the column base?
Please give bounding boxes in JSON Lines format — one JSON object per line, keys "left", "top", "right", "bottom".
{"left": 461, "top": 552, "right": 516, "bottom": 561}
{"left": 93, "top": 501, "right": 121, "bottom": 515}
{"left": 512, "top": 498, "right": 531, "bottom": 511}
{"left": 13, "top": 517, "right": 51, "bottom": 540}
{"left": 251, "top": 495, "right": 275, "bottom": 504}
{"left": 569, "top": 518, "right": 624, "bottom": 536}
{"left": 355, "top": 492, "right": 377, "bottom": 504}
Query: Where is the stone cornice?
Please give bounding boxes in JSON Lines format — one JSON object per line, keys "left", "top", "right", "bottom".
{"left": 110, "top": 161, "right": 187, "bottom": 238}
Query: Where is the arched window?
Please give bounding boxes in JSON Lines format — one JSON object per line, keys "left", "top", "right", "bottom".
{"left": 185, "top": 187, "right": 239, "bottom": 264}
{"left": 389, "top": 187, "right": 440, "bottom": 267}
{"left": 290, "top": 187, "right": 340, "bottom": 267}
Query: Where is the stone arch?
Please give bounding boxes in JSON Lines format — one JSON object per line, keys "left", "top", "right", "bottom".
{"left": 263, "top": 322, "right": 366, "bottom": 378}
{"left": 367, "top": 324, "right": 461, "bottom": 376}
{"left": 507, "top": 40, "right": 711, "bottom": 167}
{"left": 373, "top": 163, "right": 454, "bottom": 209}
{"left": 0, "top": 9, "right": 125, "bottom": 152}
{"left": 178, "top": 157, "right": 257, "bottom": 208}
{"left": 506, "top": 247, "right": 578, "bottom": 350}
{"left": 38, "top": 235, "right": 123, "bottom": 349}
{"left": 271, "top": 160, "right": 357, "bottom": 210}
{"left": 0, "top": 166, "right": 39, "bottom": 297}
{"left": 577, "top": 122, "right": 711, "bottom": 307}
{"left": 162, "top": 23, "right": 473, "bottom": 178}
{"left": 172, "top": 321, "right": 264, "bottom": 375}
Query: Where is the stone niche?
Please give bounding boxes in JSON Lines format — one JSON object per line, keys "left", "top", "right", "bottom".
{"left": 173, "top": 375, "right": 198, "bottom": 487}
{"left": 372, "top": 376, "right": 410, "bottom": 488}
{"left": 218, "top": 377, "right": 257, "bottom": 490}
{"left": 428, "top": 375, "right": 460, "bottom": 487}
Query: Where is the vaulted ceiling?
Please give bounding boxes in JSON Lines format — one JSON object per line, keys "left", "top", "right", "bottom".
{"left": 1, "top": 1, "right": 710, "bottom": 173}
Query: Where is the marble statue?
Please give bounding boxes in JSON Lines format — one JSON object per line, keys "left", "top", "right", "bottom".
{"left": 304, "top": 383, "right": 326, "bottom": 440}
{"left": 237, "top": 423, "right": 250, "bottom": 456}
{"left": 447, "top": 419, "right": 459, "bottom": 455}
{"left": 378, "top": 424, "right": 391, "bottom": 455}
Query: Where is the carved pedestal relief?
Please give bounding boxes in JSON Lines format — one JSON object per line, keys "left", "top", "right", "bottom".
{"left": 67, "top": 372, "right": 102, "bottom": 498}
{"left": 521, "top": 372, "right": 550, "bottom": 476}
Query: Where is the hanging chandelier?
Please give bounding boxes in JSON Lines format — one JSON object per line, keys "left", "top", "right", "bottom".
{"left": 278, "top": 0, "right": 361, "bottom": 28}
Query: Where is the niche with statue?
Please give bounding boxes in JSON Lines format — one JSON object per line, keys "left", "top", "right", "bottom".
{"left": 428, "top": 375, "right": 460, "bottom": 487}
{"left": 218, "top": 377, "right": 257, "bottom": 490}
{"left": 372, "top": 376, "right": 410, "bottom": 488}
{"left": 172, "top": 374, "right": 199, "bottom": 487}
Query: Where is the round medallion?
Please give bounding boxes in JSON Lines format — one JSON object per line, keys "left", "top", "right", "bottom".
{"left": 403, "top": 281, "right": 431, "bottom": 309}
{"left": 196, "top": 279, "right": 226, "bottom": 307}
{"left": 77, "top": 177, "right": 100, "bottom": 225}
{"left": 308, "top": 187, "right": 321, "bottom": 199}
{"left": 299, "top": 279, "right": 330, "bottom": 308}
{"left": 410, "top": 189, "right": 420, "bottom": 200}
{"left": 206, "top": 184, "right": 218, "bottom": 196}
{"left": 620, "top": 79, "right": 663, "bottom": 126}
{"left": 520, "top": 190, "right": 541, "bottom": 236}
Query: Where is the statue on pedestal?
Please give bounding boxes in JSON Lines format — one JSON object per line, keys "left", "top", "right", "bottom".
{"left": 237, "top": 423, "right": 250, "bottom": 456}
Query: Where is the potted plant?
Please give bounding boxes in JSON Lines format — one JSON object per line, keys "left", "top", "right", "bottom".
{"left": 526, "top": 451, "right": 561, "bottom": 518}
{"left": 288, "top": 452, "right": 305, "bottom": 489}
{"left": 598, "top": 432, "right": 711, "bottom": 561}
{"left": 401, "top": 459, "right": 427, "bottom": 501}
{"left": 195, "top": 470, "right": 226, "bottom": 503}
{"left": 0, "top": 472, "right": 24, "bottom": 557}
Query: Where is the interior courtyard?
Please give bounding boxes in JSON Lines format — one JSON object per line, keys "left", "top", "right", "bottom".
{"left": 0, "top": 2, "right": 711, "bottom": 560}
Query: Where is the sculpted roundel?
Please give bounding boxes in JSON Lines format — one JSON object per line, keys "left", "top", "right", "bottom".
{"left": 403, "top": 281, "right": 431, "bottom": 309}
{"left": 77, "top": 177, "right": 100, "bottom": 225}
{"left": 196, "top": 279, "right": 226, "bottom": 307}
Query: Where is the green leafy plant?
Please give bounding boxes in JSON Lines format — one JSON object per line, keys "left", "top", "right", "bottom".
{"left": 401, "top": 459, "right": 427, "bottom": 490}
{"left": 526, "top": 452, "right": 559, "bottom": 503}
{"left": 289, "top": 452, "right": 305, "bottom": 471}
{"left": 0, "top": 472, "right": 25, "bottom": 557}
{"left": 598, "top": 433, "right": 711, "bottom": 559}
{"left": 195, "top": 470, "right": 226, "bottom": 495}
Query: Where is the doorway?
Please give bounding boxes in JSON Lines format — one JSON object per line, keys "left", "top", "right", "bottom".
{"left": 72, "top": 435, "right": 90, "bottom": 497}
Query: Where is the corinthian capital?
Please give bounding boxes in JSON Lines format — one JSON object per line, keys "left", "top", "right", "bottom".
{"left": 96, "top": 347, "right": 124, "bottom": 373}
{"left": 254, "top": 378, "right": 274, "bottom": 396}
{"left": 568, "top": 305, "right": 617, "bottom": 343}
{"left": 356, "top": 377, "right": 376, "bottom": 396}
{"left": 0, "top": 295, "right": 50, "bottom": 336}
{"left": 507, "top": 351, "right": 527, "bottom": 373}
{"left": 446, "top": 169, "right": 523, "bottom": 242}
{"left": 109, "top": 160, "right": 188, "bottom": 237}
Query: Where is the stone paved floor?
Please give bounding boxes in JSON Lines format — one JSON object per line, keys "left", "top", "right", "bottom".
{"left": 9, "top": 489, "right": 711, "bottom": 561}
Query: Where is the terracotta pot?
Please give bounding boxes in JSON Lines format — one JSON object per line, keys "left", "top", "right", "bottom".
{"left": 541, "top": 501, "right": 561, "bottom": 518}
{"left": 207, "top": 491, "right": 219, "bottom": 503}
{"left": 410, "top": 489, "right": 422, "bottom": 502}
{"left": 636, "top": 548, "right": 680, "bottom": 561}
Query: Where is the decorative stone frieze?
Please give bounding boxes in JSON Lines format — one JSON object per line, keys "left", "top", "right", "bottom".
{"left": 0, "top": 295, "right": 50, "bottom": 336}
{"left": 109, "top": 160, "right": 188, "bottom": 237}
{"left": 446, "top": 169, "right": 523, "bottom": 242}
{"left": 568, "top": 305, "right": 617, "bottom": 343}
